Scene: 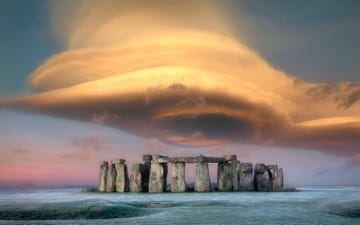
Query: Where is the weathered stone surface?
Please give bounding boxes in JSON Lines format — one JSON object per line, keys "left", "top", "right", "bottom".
{"left": 149, "top": 163, "right": 168, "bottom": 193}
{"left": 142, "top": 155, "right": 152, "bottom": 192}
{"left": 195, "top": 162, "right": 211, "bottom": 192}
{"left": 111, "top": 159, "right": 126, "bottom": 164}
{"left": 106, "top": 163, "right": 117, "bottom": 192}
{"left": 171, "top": 162, "right": 186, "bottom": 192}
{"left": 152, "top": 155, "right": 170, "bottom": 163}
{"left": 169, "top": 156, "right": 227, "bottom": 163}
{"left": 277, "top": 168, "right": 284, "bottom": 191}
{"left": 99, "top": 155, "right": 285, "bottom": 193}
{"left": 255, "top": 163, "right": 267, "bottom": 174}
{"left": 130, "top": 164, "right": 145, "bottom": 192}
{"left": 254, "top": 163, "right": 266, "bottom": 191}
{"left": 217, "top": 162, "right": 233, "bottom": 191}
{"left": 224, "top": 155, "right": 237, "bottom": 161}
{"left": 239, "top": 163, "right": 254, "bottom": 191}
{"left": 114, "top": 163, "right": 129, "bottom": 192}
{"left": 263, "top": 170, "right": 272, "bottom": 191}
{"left": 143, "top": 154, "right": 152, "bottom": 163}
{"left": 254, "top": 163, "right": 273, "bottom": 191}
{"left": 98, "top": 161, "right": 108, "bottom": 192}
{"left": 267, "top": 165, "right": 278, "bottom": 191}
{"left": 232, "top": 161, "right": 240, "bottom": 191}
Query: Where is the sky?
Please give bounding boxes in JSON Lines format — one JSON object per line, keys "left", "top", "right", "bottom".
{"left": 0, "top": 0, "right": 359, "bottom": 187}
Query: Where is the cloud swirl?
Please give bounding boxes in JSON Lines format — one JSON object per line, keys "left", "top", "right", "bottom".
{"left": 1, "top": 0, "right": 359, "bottom": 157}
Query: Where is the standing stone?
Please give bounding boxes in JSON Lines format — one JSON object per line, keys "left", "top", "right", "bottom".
{"left": 267, "top": 165, "right": 278, "bottom": 191}
{"left": 98, "top": 161, "right": 108, "bottom": 192}
{"left": 254, "top": 163, "right": 267, "bottom": 191}
{"left": 112, "top": 159, "right": 129, "bottom": 192}
{"left": 106, "top": 163, "right": 117, "bottom": 192}
{"left": 171, "top": 162, "right": 186, "bottom": 192}
{"left": 263, "top": 170, "right": 272, "bottom": 191}
{"left": 217, "top": 162, "right": 233, "bottom": 191}
{"left": 195, "top": 162, "right": 211, "bottom": 192}
{"left": 130, "top": 164, "right": 145, "bottom": 192}
{"left": 277, "top": 168, "right": 284, "bottom": 191}
{"left": 239, "top": 163, "right": 254, "bottom": 191}
{"left": 143, "top": 155, "right": 152, "bottom": 192}
{"left": 232, "top": 161, "right": 240, "bottom": 191}
{"left": 149, "top": 163, "right": 168, "bottom": 193}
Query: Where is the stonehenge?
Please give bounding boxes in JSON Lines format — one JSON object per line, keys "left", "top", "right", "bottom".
{"left": 98, "top": 154, "right": 284, "bottom": 193}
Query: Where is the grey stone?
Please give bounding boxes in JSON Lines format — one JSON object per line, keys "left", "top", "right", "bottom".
{"left": 143, "top": 154, "right": 152, "bottom": 163}
{"left": 277, "top": 168, "right": 284, "bottom": 191}
{"left": 217, "top": 162, "right": 233, "bottom": 191}
{"left": 98, "top": 161, "right": 108, "bottom": 192}
{"left": 142, "top": 155, "right": 152, "bottom": 192}
{"left": 255, "top": 163, "right": 267, "bottom": 174}
{"left": 239, "top": 163, "right": 254, "bottom": 191}
{"left": 171, "top": 162, "right": 186, "bottom": 192}
{"left": 254, "top": 163, "right": 273, "bottom": 191}
{"left": 224, "top": 155, "right": 237, "bottom": 161}
{"left": 267, "top": 165, "right": 278, "bottom": 191}
{"left": 165, "top": 156, "right": 228, "bottom": 163}
{"left": 130, "top": 164, "right": 145, "bottom": 192}
{"left": 232, "top": 161, "right": 240, "bottom": 191}
{"left": 254, "top": 163, "right": 266, "bottom": 191}
{"left": 152, "top": 155, "right": 170, "bottom": 163}
{"left": 149, "top": 163, "right": 168, "bottom": 193}
{"left": 195, "top": 162, "right": 211, "bottom": 192}
{"left": 111, "top": 159, "right": 126, "bottom": 164}
{"left": 114, "top": 163, "right": 129, "bottom": 192}
{"left": 106, "top": 163, "right": 117, "bottom": 192}
{"left": 263, "top": 170, "right": 272, "bottom": 191}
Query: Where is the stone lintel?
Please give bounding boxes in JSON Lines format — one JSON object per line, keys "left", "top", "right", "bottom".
{"left": 147, "top": 154, "right": 233, "bottom": 163}
{"left": 111, "top": 159, "right": 126, "bottom": 164}
{"left": 151, "top": 155, "right": 170, "bottom": 163}
{"left": 224, "top": 155, "right": 237, "bottom": 161}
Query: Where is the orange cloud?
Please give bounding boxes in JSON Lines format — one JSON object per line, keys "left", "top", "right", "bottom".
{"left": 0, "top": 0, "right": 359, "bottom": 158}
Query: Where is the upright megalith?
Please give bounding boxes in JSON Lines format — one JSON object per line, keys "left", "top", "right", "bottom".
{"left": 149, "top": 156, "right": 168, "bottom": 193}
{"left": 171, "top": 162, "right": 186, "bottom": 192}
{"left": 217, "top": 162, "right": 233, "bottom": 191}
{"left": 267, "top": 165, "right": 279, "bottom": 191}
{"left": 106, "top": 162, "right": 117, "bottom": 192}
{"left": 195, "top": 162, "right": 211, "bottom": 192}
{"left": 130, "top": 164, "right": 145, "bottom": 192}
{"left": 277, "top": 168, "right": 284, "bottom": 191}
{"left": 254, "top": 163, "right": 267, "bottom": 191}
{"left": 142, "top": 154, "right": 152, "bottom": 192}
{"left": 232, "top": 161, "right": 241, "bottom": 191}
{"left": 98, "top": 161, "right": 108, "bottom": 192}
{"left": 255, "top": 163, "right": 274, "bottom": 191}
{"left": 112, "top": 159, "right": 129, "bottom": 192}
{"left": 263, "top": 170, "right": 272, "bottom": 191}
{"left": 239, "top": 163, "right": 254, "bottom": 191}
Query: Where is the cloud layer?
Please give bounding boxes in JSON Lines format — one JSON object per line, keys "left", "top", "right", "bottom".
{"left": 1, "top": 0, "right": 359, "bottom": 157}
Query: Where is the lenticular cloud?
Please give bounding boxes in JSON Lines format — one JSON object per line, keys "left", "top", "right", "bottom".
{"left": 1, "top": 0, "right": 359, "bottom": 156}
